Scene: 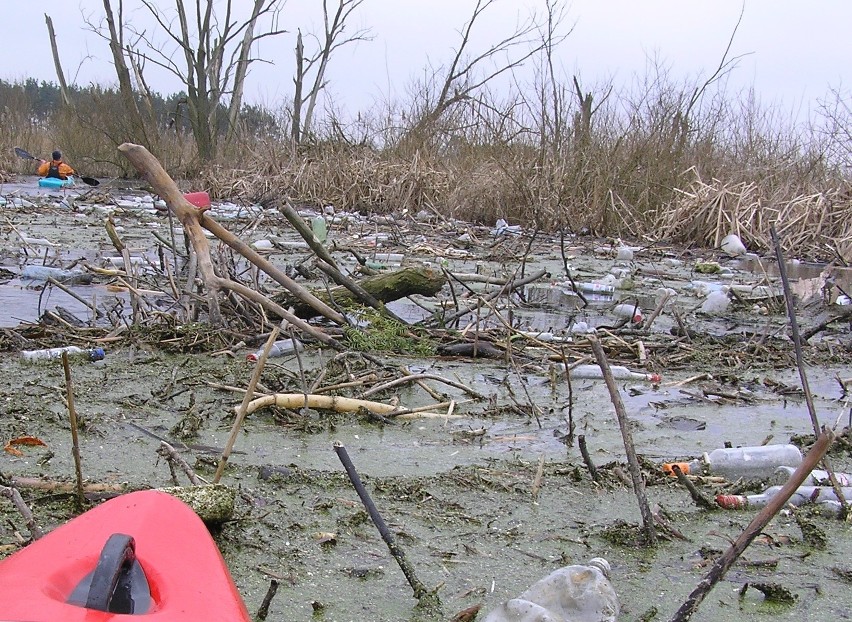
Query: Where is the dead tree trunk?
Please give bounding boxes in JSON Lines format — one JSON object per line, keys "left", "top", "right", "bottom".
{"left": 44, "top": 14, "right": 72, "bottom": 108}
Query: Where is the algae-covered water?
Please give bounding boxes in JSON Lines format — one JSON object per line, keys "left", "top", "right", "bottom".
{"left": 2, "top": 186, "right": 852, "bottom": 621}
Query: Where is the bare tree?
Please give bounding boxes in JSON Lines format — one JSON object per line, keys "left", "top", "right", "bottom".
{"left": 100, "top": 0, "right": 151, "bottom": 145}
{"left": 404, "top": 0, "right": 547, "bottom": 142}
{"left": 291, "top": 0, "right": 372, "bottom": 144}
{"left": 93, "top": 0, "right": 286, "bottom": 161}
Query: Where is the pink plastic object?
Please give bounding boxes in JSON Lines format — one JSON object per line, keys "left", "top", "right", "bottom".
{"left": 184, "top": 191, "right": 211, "bottom": 209}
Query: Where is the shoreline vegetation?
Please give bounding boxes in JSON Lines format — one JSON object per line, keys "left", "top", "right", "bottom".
{"left": 0, "top": 2, "right": 849, "bottom": 263}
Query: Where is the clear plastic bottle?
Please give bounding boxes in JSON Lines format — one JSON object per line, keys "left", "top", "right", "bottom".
{"left": 246, "top": 339, "right": 304, "bottom": 362}
{"left": 561, "top": 364, "right": 661, "bottom": 382}
{"left": 716, "top": 485, "right": 852, "bottom": 509}
{"left": 662, "top": 444, "right": 802, "bottom": 478}
{"left": 577, "top": 282, "right": 615, "bottom": 294}
{"left": 770, "top": 465, "right": 852, "bottom": 487}
{"left": 311, "top": 215, "right": 327, "bottom": 243}
{"left": 612, "top": 303, "right": 643, "bottom": 324}
{"left": 20, "top": 346, "right": 105, "bottom": 363}
{"left": 482, "top": 557, "right": 619, "bottom": 622}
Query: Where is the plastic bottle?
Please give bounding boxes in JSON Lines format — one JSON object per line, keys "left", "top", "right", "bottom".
{"left": 662, "top": 444, "right": 802, "bottom": 479}
{"left": 21, "top": 346, "right": 105, "bottom": 363}
{"left": 562, "top": 364, "right": 661, "bottom": 382}
{"left": 21, "top": 265, "right": 91, "bottom": 284}
{"left": 482, "top": 557, "right": 619, "bottom": 622}
{"left": 311, "top": 215, "right": 328, "bottom": 243}
{"left": 577, "top": 282, "right": 615, "bottom": 294}
{"left": 770, "top": 465, "right": 852, "bottom": 487}
{"left": 716, "top": 485, "right": 852, "bottom": 510}
{"left": 246, "top": 339, "right": 304, "bottom": 362}
{"left": 612, "top": 303, "right": 643, "bottom": 324}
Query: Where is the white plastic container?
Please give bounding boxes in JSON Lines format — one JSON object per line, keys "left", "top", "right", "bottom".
{"left": 246, "top": 339, "right": 304, "bottom": 362}
{"left": 663, "top": 444, "right": 802, "bottom": 479}
{"left": 561, "top": 364, "right": 660, "bottom": 382}
{"left": 482, "top": 558, "right": 619, "bottom": 622}
{"left": 717, "top": 485, "right": 852, "bottom": 510}
{"left": 21, "top": 346, "right": 105, "bottom": 363}
{"left": 770, "top": 466, "right": 852, "bottom": 487}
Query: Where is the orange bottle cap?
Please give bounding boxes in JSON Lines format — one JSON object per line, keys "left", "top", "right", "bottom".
{"left": 662, "top": 462, "right": 692, "bottom": 476}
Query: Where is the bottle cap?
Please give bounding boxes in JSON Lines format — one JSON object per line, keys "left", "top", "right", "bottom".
{"left": 89, "top": 348, "right": 106, "bottom": 361}
{"left": 662, "top": 462, "right": 692, "bottom": 476}
{"left": 715, "top": 494, "right": 747, "bottom": 509}
{"left": 648, "top": 373, "right": 662, "bottom": 383}
{"left": 246, "top": 353, "right": 259, "bottom": 362}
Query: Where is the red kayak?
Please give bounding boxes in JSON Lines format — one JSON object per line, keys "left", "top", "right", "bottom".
{"left": 0, "top": 489, "right": 250, "bottom": 621}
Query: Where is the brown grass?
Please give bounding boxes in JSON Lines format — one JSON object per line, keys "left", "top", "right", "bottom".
{"left": 4, "top": 70, "right": 852, "bottom": 261}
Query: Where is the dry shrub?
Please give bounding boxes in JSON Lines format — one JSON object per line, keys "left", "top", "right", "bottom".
{"left": 658, "top": 170, "right": 852, "bottom": 260}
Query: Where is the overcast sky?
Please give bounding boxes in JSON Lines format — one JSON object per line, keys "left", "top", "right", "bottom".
{"left": 2, "top": 1, "right": 850, "bottom": 119}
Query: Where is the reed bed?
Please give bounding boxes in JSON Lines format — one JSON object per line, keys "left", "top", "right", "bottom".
{"left": 658, "top": 171, "right": 852, "bottom": 260}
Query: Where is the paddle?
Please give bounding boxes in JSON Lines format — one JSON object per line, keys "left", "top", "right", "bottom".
{"left": 14, "top": 147, "right": 100, "bottom": 187}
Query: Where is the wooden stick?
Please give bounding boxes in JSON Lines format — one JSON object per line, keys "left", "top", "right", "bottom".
{"left": 242, "top": 393, "right": 453, "bottom": 419}
{"left": 0, "top": 485, "right": 43, "bottom": 540}
{"left": 157, "top": 441, "right": 206, "bottom": 485}
{"left": 771, "top": 225, "right": 848, "bottom": 518}
{"left": 671, "top": 464, "right": 716, "bottom": 510}
{"left": 669, "top": 429, "right": 834, "bottom": 622}
{"left": 117, "top": 142, "right": 346, "bottom": 327}
{"left": 214, "top": 326, "right": 281, "bottom": 483}
{"left": 590, "top": 335, "right": 657, "bottom": 546}
{"left": 359, "top": 373, "right": 484, "bottom": 399}
{"left": 61, "top": 352, "right": 85, "bottom": 512}
{"left": 333, "top": 442, "right": 438, "bottom": 607}
{"left": 578, "top": 435, "right": 600, "bottom": 483}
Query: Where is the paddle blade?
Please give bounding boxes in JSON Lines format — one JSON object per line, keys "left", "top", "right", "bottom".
{"left": 80, "top": 176, "right": 100, "bottom": 187}
{"left": 14, "top": 147, "right": 36, "bottom": 161}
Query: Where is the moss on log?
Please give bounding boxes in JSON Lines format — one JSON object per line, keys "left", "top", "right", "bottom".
{"left": 283, "top": 267, "right": 446, "bottom": 318}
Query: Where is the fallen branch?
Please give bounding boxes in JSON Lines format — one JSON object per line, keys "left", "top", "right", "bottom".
{"left": 0, "top": 485, "right": 43, "bottom": 540}
{"left": 242, "top": 393, "right": 456, "bottom": 420}
{"left": 590, "top": 334, "right": 657, "bottom": 546}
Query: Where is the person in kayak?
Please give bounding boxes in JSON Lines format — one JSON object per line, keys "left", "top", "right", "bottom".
{"left": 37, "top": 150, "right": 75, "bottom": 180}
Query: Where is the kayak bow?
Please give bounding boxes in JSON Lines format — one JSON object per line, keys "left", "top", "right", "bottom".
{"left": 0, "top": 490, "right": 251, "bottom": 621}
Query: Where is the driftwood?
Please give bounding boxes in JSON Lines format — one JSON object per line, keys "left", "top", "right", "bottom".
{"left": 282, "top": 266, "right": 446, "bottom": 318}
{"left": 241, "top": 393, "right": 458, "bottom": 420}
{"left": 117, "top": 143, "right": 344, "bottom": 349}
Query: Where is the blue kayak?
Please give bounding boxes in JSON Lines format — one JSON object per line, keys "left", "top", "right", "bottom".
{"left": 38, "top": 176, "right": 75, "bottom": 188}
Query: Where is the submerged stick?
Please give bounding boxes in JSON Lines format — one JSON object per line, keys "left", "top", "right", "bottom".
{"left": 333, "top": 441, "right": 439, "bottom": 609}
{"left": 157, "top": 441, "right": 206, "bottom": 486}
{"left": 671, "top": 465, "right": 716, "bottom": 511}
{"left": 590, "top": 335, "right": 657, "bottom": 546}
{"left": 214, "top": 326, "right": 281, "bottom": 483}
{"left": 578, "top": 435, "right": 600, "bottom": 483}
{"left": 255, "top": 579, "right": 280, "bottom": 621}
{"left": 0, "top": 485, "right": 43, "bottom": 540}
{"left": 61, "top": 352, "right": 85, "bottom": 512}
{"left": 669, "top": 429, "right": 834, "bottom": 622}
{"left": 771, "top": 226, "right": 848, "bottom": 518}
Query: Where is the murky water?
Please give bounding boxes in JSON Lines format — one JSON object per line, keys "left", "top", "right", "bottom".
{"left": 2, "top": 189, "right": 852, "bottom": 621}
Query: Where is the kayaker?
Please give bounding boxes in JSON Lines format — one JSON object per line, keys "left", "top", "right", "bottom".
{"left": 37, "top": 150, "right": 75, "bottom": 180}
